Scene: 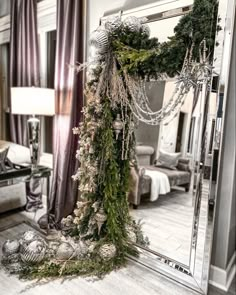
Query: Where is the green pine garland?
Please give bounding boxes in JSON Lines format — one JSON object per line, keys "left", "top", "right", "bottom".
{"left": 112, "top": 0, "right": 220, "bottom": 78}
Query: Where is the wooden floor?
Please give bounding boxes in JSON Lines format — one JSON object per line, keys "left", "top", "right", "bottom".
{"left": 0, "top": 210, "right": 234, "bottom": 295}
{"left": 131, "top": 187, "right": 194, "bottom": 265}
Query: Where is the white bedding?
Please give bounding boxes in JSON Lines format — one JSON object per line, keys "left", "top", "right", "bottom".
{"left": 144, "top": 169, "right": 170, "bottom": 201}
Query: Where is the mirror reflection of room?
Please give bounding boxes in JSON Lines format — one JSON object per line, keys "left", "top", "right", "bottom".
{"left": 128, "top": 11, "right": 217, "bottom": 265}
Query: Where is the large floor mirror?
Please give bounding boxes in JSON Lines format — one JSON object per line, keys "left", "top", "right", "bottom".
{"left": 102, "top": 0, "right": 235, "bottom": 293}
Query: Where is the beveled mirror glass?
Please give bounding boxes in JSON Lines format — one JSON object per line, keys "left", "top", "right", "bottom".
{"left": 102, "top": 0, "right": 235, "bottom": 293}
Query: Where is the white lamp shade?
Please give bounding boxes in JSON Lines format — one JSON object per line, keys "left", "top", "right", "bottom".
{"left": 11, "top": 87, "right": 55, "bottom": 116}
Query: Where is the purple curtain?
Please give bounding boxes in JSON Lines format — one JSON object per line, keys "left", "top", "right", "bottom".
{"left": 49, "top": 0, "right": 84, "bottom": 224}
{"left": 9, "top": 0, "right": 40, "bottom": 146}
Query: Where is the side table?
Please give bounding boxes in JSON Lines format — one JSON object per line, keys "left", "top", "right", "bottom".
{"left": 0, "top": 164, "right": 52, "bottom": 232}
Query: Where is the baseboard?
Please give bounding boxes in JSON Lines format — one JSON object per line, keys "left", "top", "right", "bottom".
{"left": 209, "top": 251, "right": 236, "bottom": 292}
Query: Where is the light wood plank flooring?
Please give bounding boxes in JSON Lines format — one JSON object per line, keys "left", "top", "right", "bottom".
{"left": 0, "top": 209, "right": 234, "bottom": 295}
{"left": 131, "top": 187, "right": 194, "bottom": 265}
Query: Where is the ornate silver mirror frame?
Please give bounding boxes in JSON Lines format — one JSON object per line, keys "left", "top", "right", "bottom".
{"left": 100, "top": 0, "right": 236, "bottom": 294}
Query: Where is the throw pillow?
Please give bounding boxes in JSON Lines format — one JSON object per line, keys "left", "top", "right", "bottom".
{"left": 155, "top": 150, "right": 181, "bottom": 170}
{"left": 177, "top": 158, "right": 190, "bottom": 171}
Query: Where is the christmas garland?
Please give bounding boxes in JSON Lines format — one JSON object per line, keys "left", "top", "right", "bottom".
{"left": 1, "top": 0, "right": 218, "bottom": 279}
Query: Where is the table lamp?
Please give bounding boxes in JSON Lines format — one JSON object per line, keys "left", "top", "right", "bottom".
{"left": 11, "top": 87, "right": 55, "bottom": 170}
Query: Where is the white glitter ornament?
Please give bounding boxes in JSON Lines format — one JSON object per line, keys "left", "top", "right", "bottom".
{"left": 99, "top": 243, "right": 117, "bottom": 260}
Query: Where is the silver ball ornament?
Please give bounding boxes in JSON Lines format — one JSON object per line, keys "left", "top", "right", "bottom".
{"left": 89, "top": 29, "right": 109, "bottom": 54}
{"left": 2, "top": 240, "right": 20, "bottom": 256}
{"left": 123, "top": 16, "right": 142, "bottom": 32}
{"left": 105, "top": 16, "right": 122, "bottom": 32}
{"left": 56, "top": 242, "right": 75, "bottom": 260}
{"left": 20, "top": 239, "right": 46, "bottom": 264}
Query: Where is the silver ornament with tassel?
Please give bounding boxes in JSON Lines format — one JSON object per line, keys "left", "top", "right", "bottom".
{"left": 95, "top": 207, "right": 107, "bottom": 234}
{"left": 113, "top": 114, "right": 123, "bottom": 140}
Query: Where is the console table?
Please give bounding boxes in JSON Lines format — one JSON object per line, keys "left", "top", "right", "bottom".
{"left": 0, "top": 164, "right": 52, "bottom": 231}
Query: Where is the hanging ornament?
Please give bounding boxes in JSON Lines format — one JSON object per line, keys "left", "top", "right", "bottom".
{"left": 105, "top": 16, "right": 122, "bottom": 32}
{"left": 113, "top": 114, "right": 123, "bottom": 140}
{"left": 123, "top": 16, "right": 141, "bottom": 32}
{"left": 95, "top": 207, "right": 107, "bottom": 234}
{"left": 20, "top": 239, "right": 47, "bottom": 264}
{"left": 98, "top": 243, "right": 117, "bottom": 260}
{"left": 56, "top": 242, "right": 75, "bottom": 260}
{"left": 2, "top": 240, "right": 20, "bottom": 256}
{"left": 89, "top": 28, "right": 110, "bottom": 54}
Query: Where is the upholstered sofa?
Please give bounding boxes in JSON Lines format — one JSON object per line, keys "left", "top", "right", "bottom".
{"left": 129, "top": 145, "right": 192, "bottom": 208}
{"left": 0, "top": 140, "right": 52, "bottom": 213}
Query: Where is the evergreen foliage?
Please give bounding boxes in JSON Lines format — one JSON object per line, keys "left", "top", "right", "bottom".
{"left": 113, "top": 0, "right": 220, "bottom": 78}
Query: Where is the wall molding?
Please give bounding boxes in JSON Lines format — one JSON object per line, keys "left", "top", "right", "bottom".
{"left": 209, "top": 251, "right": 236, "bottom": 292}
